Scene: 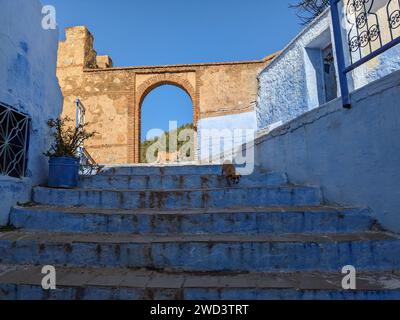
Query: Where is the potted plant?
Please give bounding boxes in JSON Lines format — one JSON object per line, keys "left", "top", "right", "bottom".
{"left": 45, "top": 117, "right": 96, "bottom": 188}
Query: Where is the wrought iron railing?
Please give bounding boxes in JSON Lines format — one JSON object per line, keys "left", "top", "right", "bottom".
{"left": 78, "top": 147, "right": 103, "bottom": 175}
{"left": 330, "top": 0, "right": 400, "bottom": 108}
{"left": 75, "top": 98, "right": 103, "bottom": 175}
{"left": 0, "top": 102, "right": 30, "bottom": 178}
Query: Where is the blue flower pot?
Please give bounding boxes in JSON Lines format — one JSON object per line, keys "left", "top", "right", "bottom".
{"left": 48, "top": 156, "right": 80, "bottom": 188}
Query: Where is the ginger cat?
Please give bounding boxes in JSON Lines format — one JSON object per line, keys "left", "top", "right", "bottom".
{"left": 221, "top": 161, "right": 241, "bottom": 186}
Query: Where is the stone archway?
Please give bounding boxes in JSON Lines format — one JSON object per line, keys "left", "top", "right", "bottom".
{"left": 57, "top": 26, "right": 274, "bottom": 165}
{"left": 133, "top": 73, "right": 199, "bottom": 163}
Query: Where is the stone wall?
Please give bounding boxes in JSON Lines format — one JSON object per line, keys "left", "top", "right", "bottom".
{"left": 251, "top": 70, "right": 400, "bottom": 233}
{"left": 0, "top": 0, "right": 62, "bottom": 225}
{"left": 57, "top": 26, "right": 274, "bottom": 164}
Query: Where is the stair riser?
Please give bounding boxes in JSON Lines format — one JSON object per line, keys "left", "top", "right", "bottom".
{"left": 1, "top": 240, "right": 399, "bottom": 272}
{"left": 100, "top": 165, "right": 223, "bottom": 176}
{"left": 1, "top": 284, "right": 400, "bottom": 300}
{"left": 10, "top": 208, "right": 374, "bottom": 234}
{"left": 78, "top": 173, "right": 287, "bottom": 190}
{"left": 33, "top": 187, "right": 322, "bottom": 210}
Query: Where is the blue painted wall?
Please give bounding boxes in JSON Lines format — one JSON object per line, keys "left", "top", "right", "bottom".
{"left": 369, "top": 45, "right": 400, "bottom": 83}
{"left": 0, "top": 0, "right": 63, "bottom": 225}
{"left": 252, "top": 70, "right": 400, "bottom": 233}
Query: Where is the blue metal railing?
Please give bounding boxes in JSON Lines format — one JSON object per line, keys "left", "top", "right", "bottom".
{"left": 330, "top": 0, "right": 400, "bottom": 108}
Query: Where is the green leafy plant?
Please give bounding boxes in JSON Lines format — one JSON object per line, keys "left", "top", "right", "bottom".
{"left": 44, "top": 117, "right": 96, "bottom": 158}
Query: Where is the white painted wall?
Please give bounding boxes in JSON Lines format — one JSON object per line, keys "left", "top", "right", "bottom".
{"left": 0, "top": 0, "right": 62, "bottom": 225}
{"left": 257, "top": 8, "right": 400, "bottom": 131}
{"left": 256, "top": 11, "right": 334, "bottom": 130}
{"left": 252, "top": 70, "right": 400, "bottom": 233}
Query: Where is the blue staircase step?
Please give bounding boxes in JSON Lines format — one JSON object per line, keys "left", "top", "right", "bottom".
{"left": 78, "top": 172, "right": 288, "bottom": 190}
{"left": 99, "top": 164, "right": 224, "bottom": 176}
{"left": 0, "top": 231, "right": 399, "bottom": 272}
{"left": 4, "top": 165, "right": 399, "bottom": 300}
{"left": 32, "top": 186, "right": 322, "bottom": 210}
{"left": 1, "top": 266, "right": 400, "bottom": 300}
{"left": 10, "top": 205, "right": 376, "bottom": 235}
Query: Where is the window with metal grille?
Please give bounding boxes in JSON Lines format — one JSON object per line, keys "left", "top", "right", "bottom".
{"left": 0, "top": 102, "right": 30, "bottom": 178}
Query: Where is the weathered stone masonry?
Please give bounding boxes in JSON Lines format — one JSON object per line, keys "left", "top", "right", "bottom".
{"left": 57, "top": 26, "right": 275, "bottom": 164}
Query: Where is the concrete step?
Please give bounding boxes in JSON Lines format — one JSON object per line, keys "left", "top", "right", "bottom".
{"left": 0, "top": 231, "right": 399, "bottom": 272}
{"left": 99, "top": 164, "right": 224, "bottom": 176}
{"left": 10, "top": 205, "right": 376, "bottom": 235}
{"left": 1, "top": 265, "right": 400, "bottom": 300}
{"left": 78, "top": 172, "right": 288, "bottom": 190}
{"left": 32, "top": 186, "right": 322, "bottom": 210}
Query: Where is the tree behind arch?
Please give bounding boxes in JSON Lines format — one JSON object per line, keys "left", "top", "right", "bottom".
{"left": 290, "top": 0, "right": 330, "bottom": 25}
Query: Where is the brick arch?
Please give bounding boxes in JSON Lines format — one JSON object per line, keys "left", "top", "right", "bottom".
{"left": 137, "top": 74, "right": 196, "bottom": 107}
{"left": 133, "top": 73, "right": 199, "bottom": 163}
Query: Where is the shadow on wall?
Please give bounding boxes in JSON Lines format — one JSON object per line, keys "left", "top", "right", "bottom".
{"left": 249, "top": 69, "right": 400, "bottom": 233}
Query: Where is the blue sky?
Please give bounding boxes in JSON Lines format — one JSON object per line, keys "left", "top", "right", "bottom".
{"left": 47, "top": 0, "right": 303, "bottom": 140}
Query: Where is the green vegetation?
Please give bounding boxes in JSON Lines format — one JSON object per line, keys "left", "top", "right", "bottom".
{"left": 45, "top": 117, "right": 96, "bottom": 158}
{"left": 140, "top": 123, "right": 195, "bottom": 163}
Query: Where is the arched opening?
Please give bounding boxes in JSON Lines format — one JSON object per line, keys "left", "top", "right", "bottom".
{"left": 140, "top": 84, "right": 196, "bottom": 163}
